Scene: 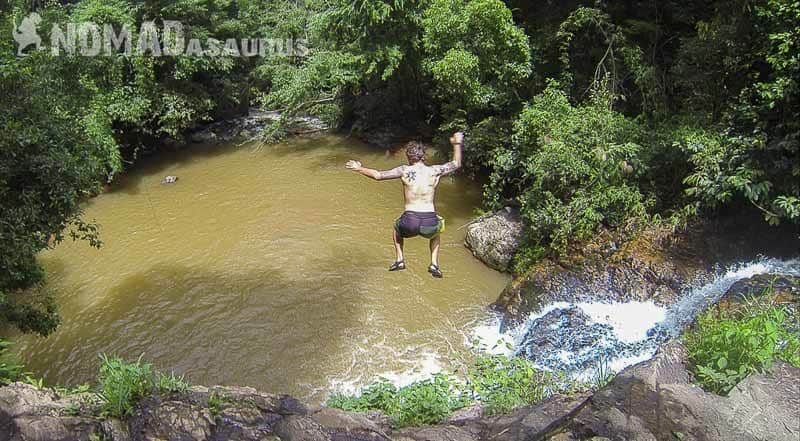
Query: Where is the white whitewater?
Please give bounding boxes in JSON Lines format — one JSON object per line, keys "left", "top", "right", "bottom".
{"left": 472, "top": 257, "right": 800, "bottom": 379}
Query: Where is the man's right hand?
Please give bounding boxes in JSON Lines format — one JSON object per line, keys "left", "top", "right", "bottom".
{"left": 345, "top": 160, "right": 362, "bottom": 171}
{"left": 450, "top": 132, "right": 464, "bottom": 145}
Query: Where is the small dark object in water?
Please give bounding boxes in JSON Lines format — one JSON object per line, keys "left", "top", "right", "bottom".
{"left": 162, "top": 175, "right": 179, "bottom": 184}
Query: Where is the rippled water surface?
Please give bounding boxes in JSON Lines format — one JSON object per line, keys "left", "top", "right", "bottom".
{"left": 13, "top": 136, "right": 510, "bottom": 402}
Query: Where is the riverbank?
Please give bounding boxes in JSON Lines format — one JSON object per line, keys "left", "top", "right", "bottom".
{"left": 3, "top": 345, "right": 797, "bottom": 441}
{"left": 3, "top": 273, "right": 798, "bottom": 440}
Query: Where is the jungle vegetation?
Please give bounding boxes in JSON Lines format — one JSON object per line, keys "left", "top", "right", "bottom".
{"left": 1, "top": 0, "right": 798, "bottom": 333}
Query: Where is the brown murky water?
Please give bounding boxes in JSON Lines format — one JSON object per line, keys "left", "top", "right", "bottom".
{"left": 13, "top": 135, "right": 509, "bottom": 402}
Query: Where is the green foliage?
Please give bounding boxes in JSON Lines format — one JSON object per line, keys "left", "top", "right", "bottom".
{"left": 422, "top": 0, "right": 531, "bottom": 116}
{"left": 0, "top": 9, "right": 110, "bottom": 332}
{"left": 156, "top": 371, "right": 190, "bottom": 394}
{"left": 555, "top": 7, "right": 663, "bottom": 116}
{"left": 97, "top": 354, "right": 190, "bottom": 417}
{"left": 328, "top": 374, "right": 466, "bottom": 427}
{"left": 669, "top": 0, "right": 800, "bottom": 226}
{"left": 207, "top": 391, "right": 228, "bottom": 418}
{"left": 589, "top": 356, "right": 615, "bottom": 390}
{"left": 684, "top": 301, "right": 800, "bottom": 395}
{"left": 466, "top": 354, "right": 555, "bottom": 416}
{"left": 328, "top": 355, "right": 570, "bottom": 425}
{"left": 676, "top": 124, "right": 800, "bottom": 226}
{"left": 0, "top": 0, "right": 282, "bottom": 333}
{"left": 491, "top": 82, "right": 646, "bottom": 265}
{"left": 97, "top": 354, "right": 155, "bottom": 417}
{"left": 0, "top": 339, "right": 26, "bottom": 386}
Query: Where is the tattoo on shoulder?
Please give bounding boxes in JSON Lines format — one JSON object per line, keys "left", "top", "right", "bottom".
{"left": 404, "top": 170, "right": 417, "bottom": 181}
{"left": 437, "top": 162, "right": 458, "bottom": 175}
{"left": 378, "top": 166, "right": 405, "bottom": 180}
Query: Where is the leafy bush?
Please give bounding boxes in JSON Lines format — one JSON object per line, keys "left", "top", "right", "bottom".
{"left": 467, "top": 355, "right": 556, "bottom": 415}
{"left": 486, "top": 81, "right": 647, "bottom": 269}
{"left": 422, "top": 0, "right": 531, "bottom": 116}
{"left": 684, "top": 302, "right": 799, "bottom": 394}
{"left": 328, "top": 374, "right": 467, "bottom": 427}
{"left": 328, "top": 355, "right": 569, "bottom": 425}
{"left": 156, "top": 371, "right": 190, "bottom": 394}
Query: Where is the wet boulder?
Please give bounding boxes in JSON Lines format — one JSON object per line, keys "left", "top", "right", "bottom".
{"left": 721, "top": 273, "right": 799, "bottom": 303}
{"left": 515, "top": 306, "right": 660, "bottom": 375}
{"left": 464, "top": 207, "right": 523, "bottom": 272}
{"left": 493, "top": 224, "right": 716, "bottom": 322}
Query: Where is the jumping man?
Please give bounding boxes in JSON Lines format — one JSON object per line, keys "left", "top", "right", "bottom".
{"left": 345, "top": 132, "right": 463, "bottom": 278}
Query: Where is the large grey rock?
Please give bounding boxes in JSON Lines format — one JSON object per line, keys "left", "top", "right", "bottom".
{"left": 464, "top": 207, "right": 523, "bottom": 272}
{"left": 474, "top": 394, "right": 591, "bottom": 441}
{"left": 0, "top": 382, "right": 102, "bottom": 441}
{"left": 128, "top": 399, "right": 214, "bottom": 441}
{"left": 568, "top": 341, "right": 800, "bottom": 441}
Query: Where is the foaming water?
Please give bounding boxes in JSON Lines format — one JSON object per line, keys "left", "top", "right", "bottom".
{"left": 659, "top": 257, "right": 800, "bottom": 335}
{"left": 471, "top": 257, "right": 800, "bottom": 380}
{"left": 9, "top": 136, "right": 509, "bottom": 403}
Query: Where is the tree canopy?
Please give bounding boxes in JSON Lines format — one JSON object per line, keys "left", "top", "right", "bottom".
{"left": 1, "top": 0, "right": 798, "bottom": 332}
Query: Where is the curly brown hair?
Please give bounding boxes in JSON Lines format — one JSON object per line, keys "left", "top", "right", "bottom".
{"left": 405, "top": 141, "right": 426, "bottom": 164}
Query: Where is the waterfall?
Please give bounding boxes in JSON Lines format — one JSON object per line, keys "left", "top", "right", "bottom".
{"left": 471, "top": 257, "right": 800, "bottom": 380}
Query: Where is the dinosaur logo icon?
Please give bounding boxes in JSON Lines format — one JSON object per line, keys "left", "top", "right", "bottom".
{"left": 12, "top": 13, "right": 42, "bottom": 56}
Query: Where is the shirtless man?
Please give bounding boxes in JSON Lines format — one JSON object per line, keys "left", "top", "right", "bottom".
{"left": 345, "top": 132, "right": 463, "bottom": 278}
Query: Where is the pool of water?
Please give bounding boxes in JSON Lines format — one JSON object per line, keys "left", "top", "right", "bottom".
{"left": 12, "top": 135, "right": 509, "bottom": 402}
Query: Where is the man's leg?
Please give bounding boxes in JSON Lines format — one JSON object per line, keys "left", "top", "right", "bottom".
{"left": 393, "top": 229, "right": 405, "bottom": 263}
{"left": 429, "top": 235, "right": 440, "bottom": 267}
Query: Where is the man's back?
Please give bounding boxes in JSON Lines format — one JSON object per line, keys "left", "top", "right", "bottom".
{"left": 400, "top": 163, "right": 441, "bottom": 212}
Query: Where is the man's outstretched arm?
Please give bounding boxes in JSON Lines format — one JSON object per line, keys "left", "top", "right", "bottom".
{"left": 434, "top": 132, "right": 464, "bottom": 176}
{"left": 345, "top": 160, "right": 404, "bottom": 180}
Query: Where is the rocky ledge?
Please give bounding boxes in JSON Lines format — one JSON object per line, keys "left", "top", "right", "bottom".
{"left": 2, "top": 337, "right": 798, "bottom": 441}
{"left": 489, "top": 213, "right": 800, "bottom": 323}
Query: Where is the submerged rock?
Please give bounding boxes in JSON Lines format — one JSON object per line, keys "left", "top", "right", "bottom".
{"left": 514, "top": 306, "right": 663, "bottom": 376}
{"left": 188, "top": 109, "right": 329, "bottom": 145}
{"left": 518, "top": 307, "right": 614, "bottom": 373}
{"left": 464, "top": 207, "right": 523, "bottom": 272}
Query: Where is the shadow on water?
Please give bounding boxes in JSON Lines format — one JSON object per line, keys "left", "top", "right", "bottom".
{"left": 20, "top": 243, "right": 377, "bottom": 399}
